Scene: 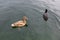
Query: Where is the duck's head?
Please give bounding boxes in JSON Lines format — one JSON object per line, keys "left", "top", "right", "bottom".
{"left": 22, "top": 16, "right": 28, "bottom": 21}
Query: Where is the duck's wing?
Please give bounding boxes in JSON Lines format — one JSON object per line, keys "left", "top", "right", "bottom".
{"left": 14, "top": 20, "right": 24, "bottom": 24}
{"left": 18, "top": 21, "right": 25, "bottom": 25}
{"left": 12, "top": 20, "right": 26, "bottom": 27}
{"left": 15, "top": 20, "right": 23, "bottom": 23}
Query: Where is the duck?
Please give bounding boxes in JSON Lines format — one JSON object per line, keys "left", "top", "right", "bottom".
{"left": 43, "top": 9, "right": 48, "bottom": 21}
{"left": 11, "top": 16, "right": 28, "bottom": 28}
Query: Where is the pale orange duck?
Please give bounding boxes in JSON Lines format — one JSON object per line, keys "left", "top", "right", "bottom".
{"left": 11, "top": 16, "right": 28, "bottom": 28}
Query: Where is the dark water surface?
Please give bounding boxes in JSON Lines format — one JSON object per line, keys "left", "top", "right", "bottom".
{"left": 0, "top": 0, "right": 60, "bottom": 40}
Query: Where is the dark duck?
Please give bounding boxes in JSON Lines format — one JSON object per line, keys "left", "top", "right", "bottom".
{"left": 43, "top": 9, "right": 48, "bottom": 21}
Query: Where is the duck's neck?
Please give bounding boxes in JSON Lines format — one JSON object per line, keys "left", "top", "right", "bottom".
{"left": 45, "top": 9, "right": 48, "bottom": 13}
{"left": 23, "top": 19, "right": 26, "bottom": 23}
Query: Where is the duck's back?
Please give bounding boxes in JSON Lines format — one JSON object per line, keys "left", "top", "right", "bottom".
{"left": 43, "top": 13, "right": 48, "bottom": 21}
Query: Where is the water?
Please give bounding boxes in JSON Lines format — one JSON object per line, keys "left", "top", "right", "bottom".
{"left": 0, "top": 0, "right": 60, "bottom": 40}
